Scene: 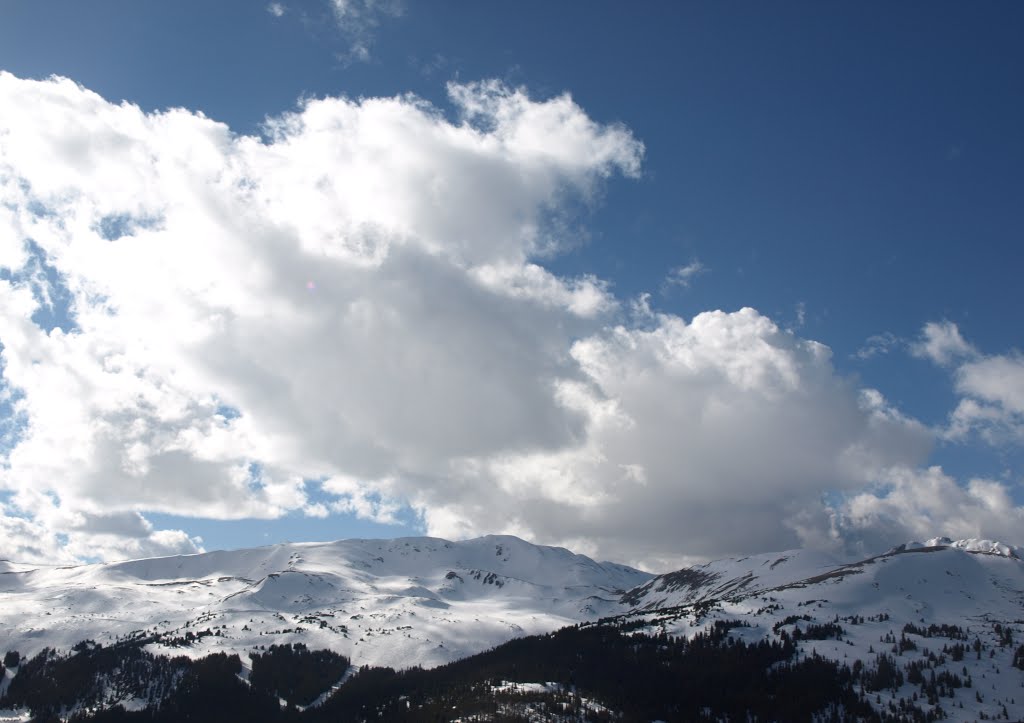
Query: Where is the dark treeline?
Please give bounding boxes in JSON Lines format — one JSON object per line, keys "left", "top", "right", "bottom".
{"left": 2, "top": 621, "right": 950, "bottom": 722}
{"left": 249, "top": 642, "right": 349, "bottom": 707}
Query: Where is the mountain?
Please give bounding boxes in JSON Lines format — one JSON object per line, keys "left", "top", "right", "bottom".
{"left": 1, "top": 535, "right": 1023, "bottom": 721}
{"left": 621, "top": 536, "right": 1023, "bottom": 614}
{"left": 618, "top": 538, "right": 1024, "bottom": 722}
{"left": 0, "top": 534, "right": 650, "bottom": 670}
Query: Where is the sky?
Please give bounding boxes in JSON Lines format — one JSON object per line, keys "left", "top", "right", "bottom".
{"left": 0, "top": 1, "right": 1022, "bottom": 571}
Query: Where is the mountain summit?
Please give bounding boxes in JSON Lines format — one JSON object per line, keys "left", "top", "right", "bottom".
{"left": 1, "top": 535, "right": 1023, "bottom": 721}
{"left": 0, "top": 534, "right": 650, "bottom": 670}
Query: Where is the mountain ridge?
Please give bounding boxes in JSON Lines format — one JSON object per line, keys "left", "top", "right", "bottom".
{"left": 2, "top": 534, "right": 1023, "bottom": 721}
{"left": 0, "top": 534, "right": 652, "bottom": 670}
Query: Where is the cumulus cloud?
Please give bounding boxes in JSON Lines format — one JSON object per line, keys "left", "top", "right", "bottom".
{"left": 0, "top": 71, "right": 978, "bottom": 569}
{"left": 957, "top": 355, "right": 1024, "bottom": 417}
{"left": 396, "top": 308, "right": 932, "bottom": 568}
{"left": 810, "top": 465, "right": 1024, "bottom": 556}
{"left": 0, "top": 496, "right": 201, "bottom": 564}
{"left": 947, "top": 354, "right": 1024, "bottom": 444}
{"left": 0, "top": 72, "right": 641, "bottom": 561}
{"left": 911, "top": 320, "right": 976, "bottom": 366}
{"left": 912, "top": 321, "right": 1024, "bottom": 445}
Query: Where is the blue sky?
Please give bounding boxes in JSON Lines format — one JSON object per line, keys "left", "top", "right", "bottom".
{"left": 0, "top": 1, "right": 1021, "bottom": 568}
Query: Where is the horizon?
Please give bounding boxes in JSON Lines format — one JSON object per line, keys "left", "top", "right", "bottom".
{"left": 1, "top": 529, "right": 1018, "bottom": 576}
{"left": 1, "top": 1, "right": 1022, "bottom": 570}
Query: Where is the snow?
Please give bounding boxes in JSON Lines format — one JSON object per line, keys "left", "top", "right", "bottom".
{"left": 2, "top": 535, "right": 1022, "bottom": 722}
{"left": 489, "top": 681, "right": 614, "bottom": 719}
{"left": 0, "top": 710, "right": 30, "bottom": 722}
{"left": 0, "top": 534, "right": 651, "bottom": 670}
{"left": 623, "top": 539, "right": 1024, "bottom": 723}
{"left": 924, "top": 537, "right": 1021, "bottom": 558}
{"left": 297, "top": 665, "right": 358, "bottom": 711}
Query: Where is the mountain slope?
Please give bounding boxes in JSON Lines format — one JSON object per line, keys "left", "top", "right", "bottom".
{"left": 619, "top": 538, "right": 1024, "bottom": 722}
{"left": 2, "top": 535, "right": 1023, "bottom": 721}
{"left": 622, "top": 537, "right": 1024, "bottom": 621}
{"left": 0, "top": 535, "right": 650, "bottom": 670}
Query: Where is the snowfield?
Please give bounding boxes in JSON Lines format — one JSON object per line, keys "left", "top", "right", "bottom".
{"left": 1, "top": 534, "right": 1023, "bottom": 721}
{"left": 622, "top": 539, "right": 1024, "bottom": 722}
{"left": 0, "top": 534, "right": 650, "bottom": 670}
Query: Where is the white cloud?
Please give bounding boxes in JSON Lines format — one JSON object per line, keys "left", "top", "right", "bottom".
{"left": 0, "top": 495, "right": 201, "bottom": 564}
{"left": 322, "top": 474, "right": 403, "bottom": 524}
{"left": 0, "top": 72, "right": 985, "bottom": 569}
{"left": 329, "top": 0, "right": 403, "bottom": 62}
{"left": 854, "top": 331, "right": 899, "bottom": 360}
{"left": 912, "top": 321, "right": 1024, "bottom": 445}
{"left": 911, "top": 320, "right": 976, "bottom": 366}
{"left": 957, "top": 354, "right": 1024, "bottom": 416}
{"left": 267, "top": 3, "right": 286, "bottom": 18}
{"left": 793, "top": 301, "right": 806, "bottom": 328}
{"left": 0, "top": 72, "right": 641, "bottom": 561}
{"left": 399, "top": 308, "right": 932, "bottom": 565}
{"left": 663, "top": 259, "right": 706, "bottom": 290}
{"left": 946, "top": 354, "right": 1024, "bottom": 444}
{"left": 812, "top": 465, "right": 1024, "bottom": 556}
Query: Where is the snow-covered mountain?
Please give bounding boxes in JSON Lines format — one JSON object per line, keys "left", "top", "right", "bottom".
{"left": 0, "top": 535, "right": 650, "bottom": 670}
{"left": 621, "top": 536, "right": 1024, "bottom": 615}
{"left": 619, "top": 538, "right": 1024, "bottom": 722}
{"left": 2, "top": 534, "right": 1023, "bottom": 721}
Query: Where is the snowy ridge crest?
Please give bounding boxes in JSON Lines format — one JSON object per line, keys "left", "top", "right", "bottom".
{"left": 0, "top": 534, "right": 652, "bottom": 670}
{"left": 897, "top": 536, "right": 1021, "bottom": 558}
{"left": 3, "top": 535, "right": 1024, "bottom": 720}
